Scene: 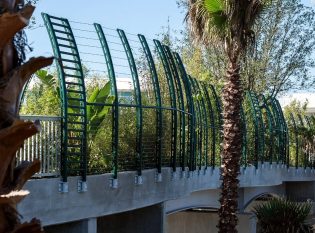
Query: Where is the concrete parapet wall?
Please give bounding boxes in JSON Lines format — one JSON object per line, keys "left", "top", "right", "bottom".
{"left": 18, "top": 164, "right": 315, "bottom": 227}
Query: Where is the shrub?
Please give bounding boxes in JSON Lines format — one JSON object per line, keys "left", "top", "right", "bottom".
{"left": 253, "top": 197, "right": 313, "bottom": 233}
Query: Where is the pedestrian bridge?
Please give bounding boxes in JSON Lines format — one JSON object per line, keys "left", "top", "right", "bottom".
{"left": 17, "top": 13, "right": 315, "bottom": 233}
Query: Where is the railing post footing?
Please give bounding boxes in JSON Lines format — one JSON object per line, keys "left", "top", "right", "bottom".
{"left": 180, "top": 170, "right": 186, "bottom": 179}
{"left": 135, "top": 175, "right": 143, "bottom": 185}
{"left": 59, "top": 181, "right": 68, "bottom": 193}
{"left": 171, "top": 171, "right": 177, "bottom": 181}
{"left": 187, "top": 171, "right": 194, "bottom": 179}
{"left": 110, "top": 178, "right": 118, "bottom": 188}
{"left": 155, "top": 172, "right": 162, "bottom": 182}
{"left": 77, "top": 180, "right": 87, "bottom": 192}
{"left": 203, "top": 168, "right": 207, "bottom": 175}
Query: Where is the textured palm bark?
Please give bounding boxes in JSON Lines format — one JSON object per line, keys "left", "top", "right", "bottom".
{"left": 0, "top": 1, "right": 53, "bottom": 232}
{"left": 217, "top": 62, "right": 243, "bottom": 233}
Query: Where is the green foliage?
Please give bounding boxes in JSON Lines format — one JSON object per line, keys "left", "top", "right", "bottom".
{"left": 243, "top": 0, "right": 315, "bottom": 97}
{"left": 20, "top": 70, "right": 60, "bottom": 116}
{"left": 178, "top": 0, "right": 315, "bottom": 97}
{"left": 86, "top": 81, "right": 114, "bottom": 134}
{"left": 253, "top": 197, "right": 313, "bottom": 233}
{"left": 284, "top": 100, "right": 315, "bottom": 166}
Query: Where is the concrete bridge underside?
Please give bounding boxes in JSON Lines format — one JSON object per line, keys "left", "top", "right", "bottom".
{"left": 19, "top": 165, "right": 315, "bottom": 233}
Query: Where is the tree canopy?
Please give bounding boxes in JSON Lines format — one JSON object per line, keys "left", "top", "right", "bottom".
{"left": 177, "top": 0, "right": 315, "bottom": 97}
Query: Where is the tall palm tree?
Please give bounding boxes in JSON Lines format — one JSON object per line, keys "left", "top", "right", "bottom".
{"left": 0, "top": 1, "right": 53, "bottom": 232}
{"left": 186, "top": 0, "right": 270, "bottom": 232}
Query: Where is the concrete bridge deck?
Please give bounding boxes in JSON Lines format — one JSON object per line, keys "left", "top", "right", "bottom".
{"left": 18, "top": 165, "right": 315, "bottom": 233}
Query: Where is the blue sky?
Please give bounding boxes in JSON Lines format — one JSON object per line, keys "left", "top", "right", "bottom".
{"left": 26, "top": 0, "right": 315, "bottom": 104}
{"left": 27, "top": 0, "right": 186, "bottom": 56}
{"left": 27, "top": 0, "right": 315, "bottom": 56}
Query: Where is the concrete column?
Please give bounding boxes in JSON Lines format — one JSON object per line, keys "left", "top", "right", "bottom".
{"left": 97, "top": 203, "right": 164, "bottom": 233}
{"left": 44, "top": 218, "right": 97, "bottom": 233}
{"left": 87, "top": 218, "right": 97, "bottom": 233}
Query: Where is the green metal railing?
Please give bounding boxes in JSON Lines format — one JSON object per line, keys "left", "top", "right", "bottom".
{"left": 42, "top": 13, "right": 88, "bottom": 192}
{"left": 30, "top": 13, "right": 315, "bottom": 190}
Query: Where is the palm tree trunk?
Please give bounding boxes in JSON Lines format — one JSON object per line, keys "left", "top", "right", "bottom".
{"left": 0, "top": 1, "right": 53, "bottom": 232}
{"left": 217, "top": 61, "right": 243, "bottom": 233}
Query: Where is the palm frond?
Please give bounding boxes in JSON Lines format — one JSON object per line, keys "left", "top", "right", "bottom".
{"left": 253, "top": 197, "right": 313, "bottom": 233}
{"left": 186, "top": 0, "right": 228, "bottom": 45}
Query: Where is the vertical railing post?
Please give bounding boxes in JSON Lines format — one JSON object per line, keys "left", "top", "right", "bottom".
{"left": 154, "top": 40, "right": 178, "bottom": 175}
{"left": 94, "top": 23, "right": 119, "bottom": 188}
{"left": 195, "top": 80, "right": 209, "bottom": 172}
{"left": 173, "top": 53, "right": 196, "bottom": 175}
{"left": 43, "top": 13, "right": 88, "bottom": 192}
{"left": 138, "top": 34, "right": 163, "bottom": 181}
{"left": 261, "top": 95, "right": 275, "bottom": 165}
{"left": 163, "top": 45, "right": 186, "bottom": 175}
{"left": 188, "top": 76, "right": 203, "bottom": 173}
{"left": 290, "top": 113, "right": 299, "bottom": 168}
{"left": 117, "top": 29, "right": 143, "bottom": 184}
{"left": 240, "top": 104, "right": 247, "bottom": 167}
{"left": 202, "top": 83, "right": 216, "bottom": 169}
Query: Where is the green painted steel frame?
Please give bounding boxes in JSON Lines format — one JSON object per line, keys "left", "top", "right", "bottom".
{"left": 195, "top": 80, "right": 209, "bottom": 170}
{"left": 39, "top": 13, "right": 313, "bottom": 183}
{"left": 154, "top": 40, "right": 178, "bottom": 172}
{"left": 42, "top": 13, "right": 88, "bottom": 183}
{"left": 305, "top": 115, "right": 314, "bottom": 168}
{"left": 247, "top": 91, "right": 265, "bottom": 167}
{"left": 138, "top": 34, "right": 163, "bottom": 174}
{"left": 163, "top": 45, "right": 186, "bottom": 172}
{"left": 173, "top": 53, "right": 196, "bottom": 172}
{"left": 117, "top": 29, "right": 143, "bottom": 177}
{"left": 202, "top": 83, "right": 216, "bottom": 168}
{"left": 276, "top": 99, "right": 289, "bottom": 166}
{"left": 269, "top": 98, "right": 287, "bottom": 164}
{"left": 94, "top": 23, "right": 119, "bottom": 179}
{"left": 261, "top": 95, "right": 275, "bottom": 164}
{"left": 189, "top": 75, "right": 204, "bottom": 171}
{"left": 289, "top": 112, "right": 299, "bottom": 168}
{"left": 240, "top": 104, "right": 247, "bottom": 167}
{"left": 297, "top": 114, "right": 308, "bottom": 168}
{"left": 190, "top": 77, "right": 209, "bottom": 170}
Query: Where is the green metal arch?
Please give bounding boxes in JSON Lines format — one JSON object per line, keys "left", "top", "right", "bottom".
{"left": 173, "top": 52, "right": 196, "bottom": 172}
{"left": 305, "top": 115, "right": 315, "bottom": 168}
{"left": 94, "top": 23, "right": 119, "bottom": 180}
{"left": 260, "top": 95, "right": 275, "bottom": 164}
{"left": 188, "top": 76, "right": 202, "bottom": 171}
{"left": 269, "top": 97, "right": 287, "bottom": 165}
{"left": 163, "top": 45, "right": 186, "bottom": 172}
{"left": 275, "top": 99, "right": 289, "bottom": 166}
{"left": 195, "top": 80, "right": 209, "bottom": 170}
{"left": 297, "top": 114, "right": 308, "bottom": 168}
{"left": 201, "top": 83, "right": 216, "bottom": 168}
{"left": 247, "top": 91, "right": 265, "bottom": 166}
{"left": 154, "top": 40, "right": 178, "bottom": 172}
{"left": 42, "top": 13, "right": 87, "bottom": 189}
{"left": 191, "top": 77, "right": 209, "bottom": 170}
{"left": 269, "top": 98, "right": 282, "bottom": 163}
{"left": 138, "top": 34, "right": 163, "bottom": 175}
{"left": 240, "top": 104, "right": 247, "bottom": 167}
{"left": 117, "top": 29, "right": 143, "bottom": 177}
{"left": 289, "top": 112, "right": 299, "bottom": 168}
